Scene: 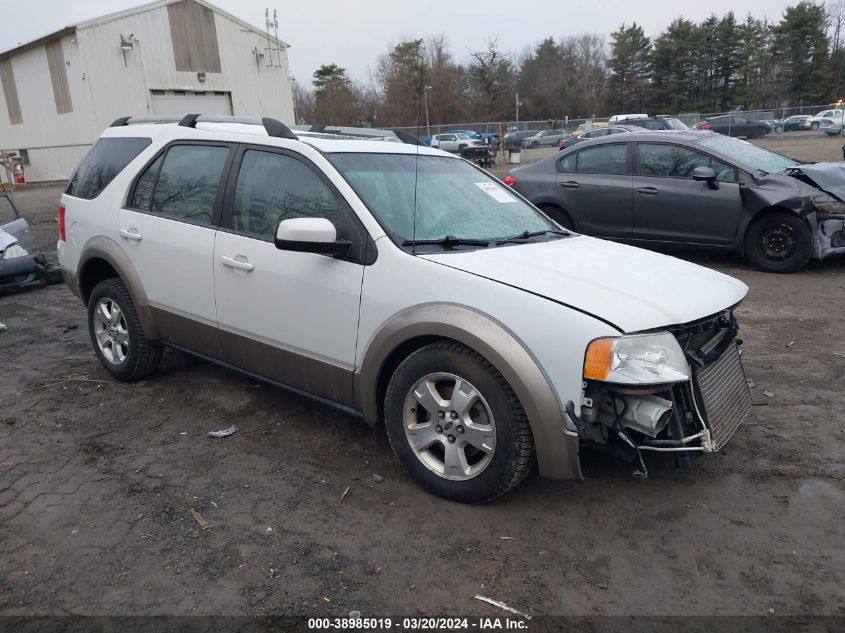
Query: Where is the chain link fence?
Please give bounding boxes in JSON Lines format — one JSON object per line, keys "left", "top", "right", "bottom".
{"left": 393, "top": 103, "right": 842, "bottom": 143}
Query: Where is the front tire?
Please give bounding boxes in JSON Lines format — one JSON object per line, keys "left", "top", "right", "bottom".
{"left": 811, "top": 122, "right": 820, "bottom": 130}
{"left": 745, "top": 212, "right": 813, "bottom": 273}
{"left": 384, "top": 342, "right": 535, "bottom": 503}
{"left": 88, "top": 278, "right": 162, "bottom": 381}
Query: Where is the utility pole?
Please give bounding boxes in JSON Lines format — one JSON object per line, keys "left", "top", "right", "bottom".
{"left": 515, "top": 91, "right": 519, "bottom": 126}
{"left": 424, "top": 85, "right": 432, "bottom": 137}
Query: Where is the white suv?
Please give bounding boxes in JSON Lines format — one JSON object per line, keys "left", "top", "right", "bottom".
{"left": 429, "top": 132, "right": 482, "bottom": 153}
{"left": 58, "top": 115, "right": 752, "bottom": 502}
{"left": 807, "top": 108, "right": 844, "bottom": 130}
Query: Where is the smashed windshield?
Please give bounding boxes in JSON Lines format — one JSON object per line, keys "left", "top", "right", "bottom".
{"left": 327, "top": 153, "right": 556, "bottom": 245}
{"left": 698, "top": 134, "right": 798, "bottom": 174}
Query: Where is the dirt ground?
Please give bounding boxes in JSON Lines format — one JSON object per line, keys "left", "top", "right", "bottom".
{"left": 1, "top": 132, "right": 844, "bottom": 620}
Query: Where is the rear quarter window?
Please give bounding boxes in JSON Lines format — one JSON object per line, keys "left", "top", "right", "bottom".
{"left": 66, "top": 137, "right": 152, "bottom": 200}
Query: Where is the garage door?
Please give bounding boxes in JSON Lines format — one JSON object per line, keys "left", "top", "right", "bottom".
{"left": 150, "top": 91, "right": 232, "bottom": 116}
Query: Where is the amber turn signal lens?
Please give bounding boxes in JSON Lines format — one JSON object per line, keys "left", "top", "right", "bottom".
{"left": 584, "top": 338, "right": 615, "bottom": 380}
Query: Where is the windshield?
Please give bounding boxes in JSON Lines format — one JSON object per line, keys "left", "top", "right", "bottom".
{"left": 327, "top": 153, "right": 556, "bottom": 244}
{"left": 664, "top": 118, "right": 688, "bottom": 130}
{"left": 698, "top": 134, "right": 798, "bottom": 174}
{"left": 456, "top": 133, "right": 471, "bottom": 140}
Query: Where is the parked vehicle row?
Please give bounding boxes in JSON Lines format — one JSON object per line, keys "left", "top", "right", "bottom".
{"left": 59, "top": 115, "right": 756, "bottom": 502}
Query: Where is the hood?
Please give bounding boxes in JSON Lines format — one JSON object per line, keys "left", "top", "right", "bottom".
{"left": 0, "top": 228, "right": 17, "bottom": 252}
{"left": 785, "top": 162, "right": 845, "bottom": 200}
{"left": 421, "top": 236, "right": 748, "bottom": 333}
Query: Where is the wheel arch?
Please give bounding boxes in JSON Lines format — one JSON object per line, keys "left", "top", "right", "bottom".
{"left": 536, "top": 202, "right": 574, "bottom": 230}
{"left": 77, "top": 236, "right": 159, "bottom": 339}
{"left": 355, "top": 304, "right": 582, "bottom": 480}
{"left": 741, "top": 204, "right": 810, "bottom": 249}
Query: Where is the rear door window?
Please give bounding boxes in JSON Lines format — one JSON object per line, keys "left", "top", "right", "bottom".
{"left": 557, "top": 153, "right": 576, "bottom": 173}
{"left": 65, "top": 137, "right": 152, "bottom": 200}
{"left": 575, "top": 144, "right": 628, "bottom": 174}
{"left": 129, "top": 144, "right": 230, "bottom": 225}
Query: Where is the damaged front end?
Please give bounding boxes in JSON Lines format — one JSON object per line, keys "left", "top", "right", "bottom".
{"left": 806, "top": 198, "right": 845, "bottom": 260}
{"left": 568, "top": 310, "right": 751, "bottom": 476}
{"left": 777, "top": 164, "right": 845, "bottom": 260}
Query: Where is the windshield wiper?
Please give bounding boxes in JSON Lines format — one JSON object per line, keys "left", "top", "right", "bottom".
{"left": 493, "top": 229, "right": 570, "bottom": 245}
{"left": 402, "top": 235, "right": 492, "bottom": 249}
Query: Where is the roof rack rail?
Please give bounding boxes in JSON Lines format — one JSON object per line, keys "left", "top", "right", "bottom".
{"left": 292, "top": 123, "right": 423, "bottom": 146}
{"left": 109, "top": 114, "right": 298, "bottom": 140}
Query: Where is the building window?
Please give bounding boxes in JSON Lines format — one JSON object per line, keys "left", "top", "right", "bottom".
{"left": 0, "top": 58, "right": 22, "bottom": 125}
{"left": 45, "top": 39, "right": 73, "bottom": 114}
{"left": 167, "top": 0, "right": 222, "bottom": 73}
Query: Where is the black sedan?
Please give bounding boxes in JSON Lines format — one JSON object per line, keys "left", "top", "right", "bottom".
{"left": 701, "top": 115, "right": 770, "bottom": 138}
{"left": 774, "top": 115, "right": 811, "bottom": 132}
{"left": 504, "top": 131, "right": 845, "bottom": 272}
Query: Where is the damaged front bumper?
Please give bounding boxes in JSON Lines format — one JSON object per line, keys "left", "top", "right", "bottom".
{"left": 571, "top": 311, "right": 752, "bottom": 467}
{"left": 813, "top": 211, "right": 845, "bottom": 259}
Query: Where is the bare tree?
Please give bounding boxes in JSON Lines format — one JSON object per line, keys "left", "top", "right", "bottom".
{"left": 466, "top": 39, "right": 515, "bottom": 120}
{"left": 291, "top": 80, "right": 314, "bottom": 124}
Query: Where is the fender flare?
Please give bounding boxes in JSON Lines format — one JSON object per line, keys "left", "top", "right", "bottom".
{"left": 355, "top": 304, "right": 581, "bottom": 480}
{"left": 77, "top": 236, "right": 159, "bottom": 339}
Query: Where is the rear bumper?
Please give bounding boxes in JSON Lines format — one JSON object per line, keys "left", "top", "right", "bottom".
{"left": 62, "top": 266, "right": 80, "bottom": 298}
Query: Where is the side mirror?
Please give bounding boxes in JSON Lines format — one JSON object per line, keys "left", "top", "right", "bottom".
{"left": 274, "top": 217, "right": 351, "bottom": 257}
{"left": 692, "top": 166, "right": 719, "bottom": 189}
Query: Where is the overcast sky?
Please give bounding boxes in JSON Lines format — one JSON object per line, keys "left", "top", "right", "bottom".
{"left": 0, "top": 0, "right": 801, "bottom": 87}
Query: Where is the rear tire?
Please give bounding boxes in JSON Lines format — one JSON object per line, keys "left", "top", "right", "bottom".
{"left": 384, "top": 342, "right": 535, "bottom": 503}
{"left": 87, "top": 278, "right": 162, "bottom": 381}
{"left": 811, "top": 122, "right": 820, "bottom": 130}
{"left": 539, "top": 204, "right": 574, "bottom": 230}
{"left": 745, "top": 211, "right": 813, "bottom": 273}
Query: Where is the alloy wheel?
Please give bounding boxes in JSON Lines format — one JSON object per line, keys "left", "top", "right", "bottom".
{"left": 403, "top": 373, "right": 496, "bottom": 481}
{"left": 93, "top": 297, "right": 129, "bottom": 364}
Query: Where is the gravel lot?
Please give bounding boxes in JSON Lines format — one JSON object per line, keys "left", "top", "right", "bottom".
{"left": 1, "top": 131, "right": 844, "bottom": 619}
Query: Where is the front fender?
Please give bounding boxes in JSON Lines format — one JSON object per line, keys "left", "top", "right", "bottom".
{"left": 355, "top": 303, "right": 581, "bottom": 480}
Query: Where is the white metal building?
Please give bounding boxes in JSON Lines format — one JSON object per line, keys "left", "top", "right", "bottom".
{"left": 0, "top": 0, "right": 294, "bottom": 182}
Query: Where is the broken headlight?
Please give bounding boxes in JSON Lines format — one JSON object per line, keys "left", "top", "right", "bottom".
{"left": 583, "top": 332, "right": 690, "bottom": 385}
{"left": 2, "top": 244, "right": 28, "bottom": 259}
{"left": 812, "top": 194, "right": 845, "bottom": 214}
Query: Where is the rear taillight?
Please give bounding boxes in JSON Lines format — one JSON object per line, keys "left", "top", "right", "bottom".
{"left": 822, "top": 119, "right": 834, "bottom": 125}
{"left": 503, "top": 175, "right": 518, "bottom": 187}
{"left": 58, "top": 203, "right": 66, "bottom": 241}
{"left": 560, "top": 140, "right": 567, "bottom": 149}
{"left": 702, "top": 123, "right": 711, "bottom": 129}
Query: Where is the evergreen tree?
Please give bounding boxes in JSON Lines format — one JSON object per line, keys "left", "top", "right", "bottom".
{"left": 608, "top": 23, "right": 652, "bottom": 112}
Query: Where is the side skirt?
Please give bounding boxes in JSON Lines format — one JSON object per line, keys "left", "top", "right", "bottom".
{"left": 161, "top": 341, "right": 365, "bottom": 420}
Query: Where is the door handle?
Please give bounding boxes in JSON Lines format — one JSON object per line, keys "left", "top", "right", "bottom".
{"left": 119, "top": 228, "right": 142, "bottom": 241}
{"left": 636, "top": 186, "right": 660, "bottom": 195}
{"left": 559, "top": 181, "right": 580, "bottom": 189}
{"left": 220, "top": 255, "right": 254, "bottom": 272}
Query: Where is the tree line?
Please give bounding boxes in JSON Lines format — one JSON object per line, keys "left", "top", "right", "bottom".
{"left": 293, "top": 0, "right": 845, "bottom": 128}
